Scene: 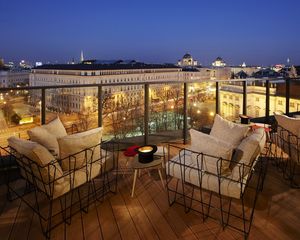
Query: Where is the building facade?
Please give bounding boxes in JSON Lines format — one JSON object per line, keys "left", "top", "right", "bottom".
{"left": 220, "top": 80, "right": 300, "bottom": 121}
{"left": 0, "top": 70, "right": 30, "bottom": 88}
{"left": 177, "top": 53, "right": 198, "bottom": 67}
{"left": 212, "top": 57, "right": 226, "bottom": 67}
{"left": 30, "top": 62, "right": 219, "bottom": 113}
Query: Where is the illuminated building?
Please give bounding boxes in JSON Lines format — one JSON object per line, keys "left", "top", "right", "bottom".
{"left": 212, "top": 57, "right": 226, "bottom": 67}
{"left": 177, "top": 53, "right": 198, "bottom": 67}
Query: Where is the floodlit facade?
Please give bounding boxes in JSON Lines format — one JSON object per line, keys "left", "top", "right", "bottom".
{"left": 0, "top": 70, "right": 30, "bottom": 88}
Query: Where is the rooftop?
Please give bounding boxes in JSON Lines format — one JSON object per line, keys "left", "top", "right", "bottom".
{"left": 34, "top": 62, "right": 180, "bottom": 71}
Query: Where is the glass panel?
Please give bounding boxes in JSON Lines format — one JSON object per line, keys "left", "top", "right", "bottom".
{"left": 0, "top": 89, "right": 41, "bottom": 146}
{"left": 188, "top": 81, "right": 216, "bottom": 130}
{"left": 219, "top": 80, "right": 243, "bottom": 122}
{"left": 102, "top": 84, "right": 144, "bottom": 142}
{"left": 246, "top": 79, "right": 266, "bottom": 118}
{"left": 149, "top": 83, "right": 183, "bottom": 144}
{"left": 45, "top": 87, "right": 98, "bottom": 134}
{"left": 289, "top": 79, "right": 300, "bottom": 116}
{"left": 270, "top": 79, "right": 286, "bottom": 115}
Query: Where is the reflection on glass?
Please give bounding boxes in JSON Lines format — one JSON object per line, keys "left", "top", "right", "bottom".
{"left": 188, "top": 82, "right": 216, "bottom": 129}
{"left": 149, "top": 83, "right": 183, "bottom": 143}
{"left": 0, "top": 89, "right": 41, "bottom": 146}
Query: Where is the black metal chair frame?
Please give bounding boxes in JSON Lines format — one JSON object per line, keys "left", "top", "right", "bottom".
{"left": 272, "top": 124, "right": 300, "bottom": 188}
{"left": 2, "top": 140, "right": 119, "bottom": 239}
{"left": 165, "top": 143, "right": 269, "bottom": 239}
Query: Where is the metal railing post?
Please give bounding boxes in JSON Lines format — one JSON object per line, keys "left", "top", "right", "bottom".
{"left": 243, "top": 80, "right": 247, "bottom": 115}
{"left": 41, "top": 88, "right": 46, "bottom": 125}
{"left": 265, "top": 80, "right": 270, "bottom": 123}
{"left": 286, "top": 77, "right": 290, "bottom": 115}
{"left": 98, "top": 86, "right": 103, "bottom": 127}
{"left": 183, "top": 83, "right": 188, "bottom": 144}
{"left": 216, "top": 81, "right": 220, "bottom": 114}
{"left": 144, "top": 84, "right": 149, "bottom": 145}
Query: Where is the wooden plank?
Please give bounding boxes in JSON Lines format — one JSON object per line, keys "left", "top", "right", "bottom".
{"left": 97, "top": 199, "right": 122, "bottom": 240}
{"left": 146, "top": 174, "right": 198, "bottom": 239}
{"left": 118, "top": 176, "right": 159, "bottom": 240}
{"left": 109, "top": 191, "right": 140, "bottom": 240}
{"left": 81, "top": 202, "right": 103, "bottom": 240}
{"left": 9, "top": 201, "right": 35, "bottom": 240}
{"left": 0, "top": 198, "right": 21, "bottom": 240}
{"left": 132, "top": 176, "right": 178, "bottom": 240}
{"left": 26, "top": 211, "right": 46, "bottom": 240}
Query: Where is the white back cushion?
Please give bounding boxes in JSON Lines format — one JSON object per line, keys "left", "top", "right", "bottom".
{"left": 210, "top": 114, "right": 249, "bottom": 147}
{"left": 43, "top": 117, "right": 67, "bottom": 138}
{"left": 28, "top": 127, "right": 59, "bottom": 156}
{"left": 58, "top": 127, "right": 103, "bottom": 171}
{"left": 231, "top": 128, "right": 265, "bottom": 180}
{"left": 274, "top": 113, "right": 300, "bottom": 137}
{"left": 190, "top": 129, "right": 234, "bottom": 174}
{"left": 8, "top": 136, "right": 63, "bottom": 183}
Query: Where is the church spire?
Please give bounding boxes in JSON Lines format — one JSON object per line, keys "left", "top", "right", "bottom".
{"left": 80, "top": 50, "right": 84, "bottom": 62}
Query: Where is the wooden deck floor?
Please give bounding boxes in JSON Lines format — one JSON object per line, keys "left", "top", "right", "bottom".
{"left": 0, "top": 158, "right": 300, "bottom": 240}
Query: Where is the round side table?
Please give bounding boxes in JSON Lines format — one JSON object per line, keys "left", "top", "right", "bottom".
{"left": 130, "top": 155, "right": 164, "bottom": 197}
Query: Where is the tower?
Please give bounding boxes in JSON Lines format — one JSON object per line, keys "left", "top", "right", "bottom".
{"left": 80, "top": 50, "right": 84, "bottom": 62}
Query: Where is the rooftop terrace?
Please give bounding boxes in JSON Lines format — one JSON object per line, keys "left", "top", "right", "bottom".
{"left": 0, "top": 77, "right": 299, "bottom": 239}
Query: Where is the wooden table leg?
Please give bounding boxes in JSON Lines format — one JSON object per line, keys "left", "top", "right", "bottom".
{"left": 131, "top": 169, "right": 138, "bottom": 197}
{"left": 158, "top": 168, "right": 165, "bottom": 188}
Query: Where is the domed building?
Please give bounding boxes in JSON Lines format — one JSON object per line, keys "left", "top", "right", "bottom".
{"left": 212, "top": 57, "right": 226, "bottom": 67}
{"left": 177, "top": 53, "right": 198, "bottom": 67}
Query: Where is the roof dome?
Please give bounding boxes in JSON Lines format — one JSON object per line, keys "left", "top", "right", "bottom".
{"left": 183, "top": 53, "right": 192, "bottom": 59}
{"left": 215, "top": 57, "right": 223, "bottom": 61}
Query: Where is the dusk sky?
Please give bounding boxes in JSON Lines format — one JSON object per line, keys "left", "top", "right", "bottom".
{"left": 1, "top": 0, "right": 300, "bottom": 66}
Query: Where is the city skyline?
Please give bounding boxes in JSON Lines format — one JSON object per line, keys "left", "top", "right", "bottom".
{"left": 1, "top": 0, "right": 300, "bottom": 66}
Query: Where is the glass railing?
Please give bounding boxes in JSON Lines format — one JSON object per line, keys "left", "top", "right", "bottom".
{"left": 188, "top": 81, "right": 216, "bottom": 129}
{"left": 0, "top": 77, "right": 298, "bottom": 147}
{"left": 0, "top": 89, "right": 41, "bottom": 146}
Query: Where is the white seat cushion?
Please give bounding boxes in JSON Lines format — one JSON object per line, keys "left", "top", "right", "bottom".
{"left": 210, "top": 114, "right": 249, "bottom": 147}
{"left": 167, "top": 153, "right": 246, "bottom": 199}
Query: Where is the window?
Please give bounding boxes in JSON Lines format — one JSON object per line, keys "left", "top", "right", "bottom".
{"left": 290, "top": 102, "right": 295, "bottom": 108}
{"left": 278, "top": 100, "right": 283, "bottom": 106}
{"left": 256, "top": 98, "right": 259, "bottom": 102}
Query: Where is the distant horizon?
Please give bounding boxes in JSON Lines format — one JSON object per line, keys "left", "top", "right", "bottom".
{"left": 1, "top": 0, "right": 300, "bottom": 66}
{"left": 1, "top": 52, "right": 298, "bottom": 68}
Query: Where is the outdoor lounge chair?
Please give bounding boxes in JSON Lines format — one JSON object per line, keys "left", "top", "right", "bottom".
{"left": 165, "top": 115, "right": 267, "bottom": 239}
{"left": 2, "top": 118, "right": 118, "bottom": 239}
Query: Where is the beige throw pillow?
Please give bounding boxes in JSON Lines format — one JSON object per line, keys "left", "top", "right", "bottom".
{"left": 231, "top": 128, "right": 265, "bottom": 180}
{"left": 274, "top": 113, "right": 300, "bottom": 137}
{"left": 28, "top": 127, "right": 59, "bottom": 157}
{"left": 58, "top": 127, "right": 103, "bottom": 171}
{"left": 8, "top": 136, "right": 63, "bottom": 184}
{"left": 43, "top": 117, "right": 68, "bottom": 138}
{"left": 210, "top": 114, "right": 249, "bottom": 147}
{"left": 189, "top": 129, "right": 234, "bottom": 174}
{"left": 27, "top": 117, "right": 67, "bottom": 158}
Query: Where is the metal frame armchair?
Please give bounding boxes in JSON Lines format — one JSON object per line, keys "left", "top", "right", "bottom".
{"left": 3, "top": 140, "right": 118, "bottom": 239}
{"left": 165, "top": 140, "right": 268, "bottom": 239}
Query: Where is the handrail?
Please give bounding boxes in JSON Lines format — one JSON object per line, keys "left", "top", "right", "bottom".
{"left": 0, "top": 77, "right": 291, "bottom": 92}
{"left": 0, "top": 76, "right": 298, "bottom": 145}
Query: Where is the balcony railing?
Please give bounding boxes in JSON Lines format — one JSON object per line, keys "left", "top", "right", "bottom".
{"left": 0, "top": 77, "right": 299, "bottom": 146}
